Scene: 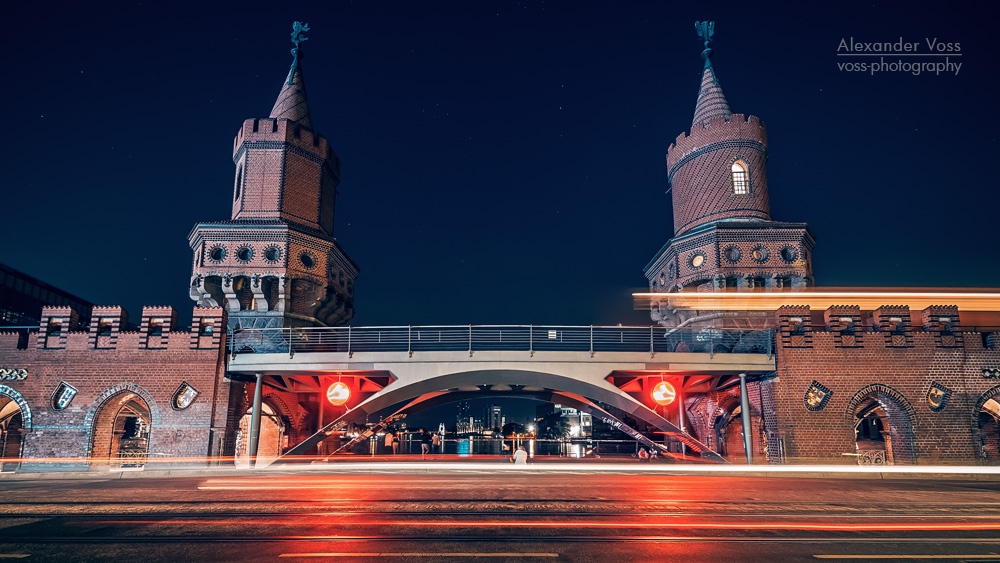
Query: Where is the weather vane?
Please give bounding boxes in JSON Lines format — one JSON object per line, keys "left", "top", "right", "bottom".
{"left": 288, "top": 21, "right": 311, "bottom": 86}
{"left": 694, "top": 21, "right": 715, "bottom": 64}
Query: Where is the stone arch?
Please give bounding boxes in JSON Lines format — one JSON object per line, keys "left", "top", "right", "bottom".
{"left": 0, "top": 386, "right": 30, "bottom": 471}
{"left": 974, "top": 385, "right": 1000, "bottom": 460}
{"left": 85, "top": 383, "right": 158, "bottom": 466}
{"left": 0, "top": 386, "right": 31, "bottom": 430}
{"left": 709, "top": 394, "right": 766, "bottom": 461}
{"left": 845, "top": 384, "right": 917, "bottom": 464}
{"left": 236, "top": 397, "right": 290, "bottom": 466}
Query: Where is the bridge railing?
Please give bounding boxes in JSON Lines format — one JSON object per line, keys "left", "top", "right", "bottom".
{"left": 228, "top": 325, "right": 775, "bottom": 357}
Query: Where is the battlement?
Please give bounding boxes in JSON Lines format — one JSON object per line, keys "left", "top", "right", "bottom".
{"left": 8, "top": 305, "right": 227, "bottom": 352}
{"left": 233, "top": 118, "right": 334, "bottom": 162}
{"left": 667, "top": 114, "right": 767, "bottom": 171}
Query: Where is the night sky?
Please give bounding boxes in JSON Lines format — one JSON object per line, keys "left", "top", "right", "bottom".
{"left": 3, "top": 1, "right": 998, "bottom": 334}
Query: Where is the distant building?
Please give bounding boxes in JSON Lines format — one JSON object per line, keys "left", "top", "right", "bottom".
{"left": 0, "top": 263, "right": 93, "bottom": 329}
{"left": 536, "top": 403, "right": 592, "bottom": 437}
{"left": 486, "top": 404, "right": 503, "bottom": 430}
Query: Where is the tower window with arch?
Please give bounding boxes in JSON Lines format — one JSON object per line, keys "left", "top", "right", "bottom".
{"left": 731, "top": 160, "right": 749, "bottom": 194}
{"left": 234, "top": 164, "right": 244, "bottom": 202}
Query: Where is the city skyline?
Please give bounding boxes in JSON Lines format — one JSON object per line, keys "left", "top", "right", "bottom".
{"left": 3, "top": 2, "right": 997, "bottom": 330}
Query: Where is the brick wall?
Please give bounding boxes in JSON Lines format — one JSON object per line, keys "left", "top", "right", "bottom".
{"left": 0, "top": 305, "right": 231, "bottom": 471}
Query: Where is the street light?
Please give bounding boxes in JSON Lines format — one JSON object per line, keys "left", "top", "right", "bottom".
{"left": 327, "top": 381, "right": 350, "bottom": 406}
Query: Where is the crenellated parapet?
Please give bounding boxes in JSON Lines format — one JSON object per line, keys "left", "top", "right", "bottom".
{"left": 777, "top": 305, "right": 812, "bottom": 348}
{"left": 921, "top": 305, "right": 962, "bottom": 347}
{"left": 88, "top": 306, "right": 128, "bottom": 350}
{"left": 873, "top": 305, "right": 913, "bottom": 348}
{"left": 36, "top": 306, "right": 79, "bottom": 350}
{"left": 824, "top": 305, "right": 863, "bottom": 347}
{"left": 667, "top": 114, "right": 767, "bottom": 170}
{"left": 138, "top": 306, "right": 178, "bottom": 350}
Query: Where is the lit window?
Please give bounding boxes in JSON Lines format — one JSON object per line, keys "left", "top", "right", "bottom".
{"left": 731, "top": 161, "right": 749, "bottom": 194}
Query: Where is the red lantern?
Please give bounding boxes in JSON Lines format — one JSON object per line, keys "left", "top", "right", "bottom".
{"left": 326, "top": 381, "right": 350, "bottom": 406}
{"left": 652, "top": 381, "right": 676, "bottom": 405}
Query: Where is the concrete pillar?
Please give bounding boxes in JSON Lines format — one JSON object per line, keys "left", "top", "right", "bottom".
{"left": 249, "top": 372, "right": 264, "bottom": 467}
{"left": 739, "top": 373, "right": 752, "bottom": 465}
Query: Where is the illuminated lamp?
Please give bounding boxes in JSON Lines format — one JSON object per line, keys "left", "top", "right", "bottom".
{"left": 652, "top": 381, "right": 676, "bottom": 406}
{"left": 326, "top": 381, "right": 350, "bottom": 406}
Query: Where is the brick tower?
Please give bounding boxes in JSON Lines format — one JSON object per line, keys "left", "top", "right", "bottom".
{"left": 188, "top": 23, "right": 358, "bottom": 331}
{"left": 644, "top": 22, "right": 815, "bottom": 328}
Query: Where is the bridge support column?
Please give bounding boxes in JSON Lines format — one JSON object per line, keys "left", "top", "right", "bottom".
{"left": 249, "top": 372, "right": 264, "bottom": 467}
{"left": 739, "top": 372, "right": 752, "bottom": 465}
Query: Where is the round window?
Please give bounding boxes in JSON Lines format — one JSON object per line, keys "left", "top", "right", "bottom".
{"left": 724, "top": 246, "right": 741, "bottom": 263}
{"left": 264, "top": 246, "right": 281, "bottom": 263}
{"left": 209, "top": 245, "right": 226, "bottom": 263}
{"left": 751, "top": 246, "right": 769, "bottom": 262}
{"left": 780, "top": 246, "right": 797, "bottom": 263}
{"left": 690, "top": 254, "right": 705, "bottom": 268}
{"left": 300, "top": 251, "right": 316, "bottom": 269}
{"left": 236, "top": 246, "right": 253, "bottom": 263}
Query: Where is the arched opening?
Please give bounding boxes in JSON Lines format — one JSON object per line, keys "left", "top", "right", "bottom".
{"left": 233, "top": 276, "right": 254, "bottom": 311}
{"left": 977, "top": 394, "right": 1000, "bottom": 461}
{"left": 90, "top": 392, "right": 151, "bottom": 469}
{"left": 731, "top": 160, "right": 749, "bottom": 194}
{"left": 854, "top": 400, "right": 891, "bottom": 464}
{"left": 0, "top": 396, "right": 24, "bottom": 472}
{"left": 235, "top": 401, "right": 287, "bottom": 467}
{"left": 712, "top": 402, "right": 767, "bottom": 463}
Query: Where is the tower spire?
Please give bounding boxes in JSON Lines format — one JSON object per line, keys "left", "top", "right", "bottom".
{"left": 691, "top": 21, "right": 732, "bottom": 127}
{"left": 270, "top": 21, "right": 313, "bottom": 129}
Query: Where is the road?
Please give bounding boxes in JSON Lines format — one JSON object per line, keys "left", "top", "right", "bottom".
{"left": 1, "top": 465, "right": 999, "bottom": 562}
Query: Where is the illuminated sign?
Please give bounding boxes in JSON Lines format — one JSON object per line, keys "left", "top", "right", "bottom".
{"left": 651, "top": 381, "right": 676, "bottom": 405}
{"left": 327, "top": 381, "right": 350, "bottom": 406}
{"left": 0, "top": 368, "right": 27, "bottom": 381}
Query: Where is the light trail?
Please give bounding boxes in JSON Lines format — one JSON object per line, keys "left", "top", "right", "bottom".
{"left": 76, "top": 518, "right": 1000, "bottom": 532}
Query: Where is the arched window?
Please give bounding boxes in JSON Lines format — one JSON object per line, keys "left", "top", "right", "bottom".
{"left": 234, "top": 165, "right": 244, "bottom": 202}
{"left": 731, "top": 160, "right": 749, "bottom": 194}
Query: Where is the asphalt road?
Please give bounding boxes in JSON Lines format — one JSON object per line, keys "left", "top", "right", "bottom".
{"left": 1, "top": 467, "right": 999, "bottom": 562}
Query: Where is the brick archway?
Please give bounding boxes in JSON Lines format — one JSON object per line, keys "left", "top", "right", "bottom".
{"left": 845, "top": 384, "right": 917, "bottom": 464}
{"left": 974, "top": 385, "right": 1000, "bottom": 460}
{"left": 0, "top": 386, "right": 31, "bottom": 430}
{"left": 85, "top": 383, "right": 158, "bottom": 465}
{"left": 710, "top": 394, "right": 765, "bottom": 461}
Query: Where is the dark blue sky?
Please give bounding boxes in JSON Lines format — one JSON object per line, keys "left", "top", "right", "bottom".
{"left": 2, "top": 1, "right": 997, "bottom": 330}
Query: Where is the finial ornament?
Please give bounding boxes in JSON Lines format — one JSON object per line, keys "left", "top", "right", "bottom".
{"left": 288, "top": 21, "right": 311, "bottom": 86}
{"left": 694, "top": 21, "right": 715, "bottom": 66}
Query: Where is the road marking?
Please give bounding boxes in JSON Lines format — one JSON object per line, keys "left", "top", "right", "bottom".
{"left": 0, "top": 555, "right": 31, "bottom": 559}
{"left": 279, "top": 554, "right": 559, "bottom": 558}
{"left": 814, "top": 556, "right": 1000, "bottom": 560}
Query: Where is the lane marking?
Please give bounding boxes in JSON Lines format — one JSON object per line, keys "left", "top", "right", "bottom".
{"left": 0, "top": 556, "right": 31, "bottom": 559}
{"left": 280, "top": 554, "right": 559, "bottom": 558}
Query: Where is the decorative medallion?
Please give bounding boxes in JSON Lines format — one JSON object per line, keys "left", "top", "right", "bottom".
{"left": 723, "top": 245, "right": 741, "bottom": 264}
{"left": 780, "top": 246, "right": 798, "bottom": 263}
{"left": 299, "top": 251, "right": 317, "bottom": 270}
{"left": 51, "top": 381, "right": 78, "bottom": 410}
{"left": 264, "top": 245, "right": 282, "bottom": 263}
{"left": 172, "top": 382, "right": 200, "bottom": 410}
{"left": 208, "top": 244, "right": 226, "bottom": 263}
{"left": 926, "top": 382, "right": 952, "bottom": 412}
{"left": 804, "top": 381, "right": 833, "bottom": 411}
{"left": 751, "top": 245, "right": 769, "bottom": 263}
{"left": 689, "top": 251, "right": 706, "bottom": 269}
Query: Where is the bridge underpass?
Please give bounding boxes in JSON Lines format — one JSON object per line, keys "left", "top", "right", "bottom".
{"left": 225, "top": 325, "right": 776, "bottom": 464}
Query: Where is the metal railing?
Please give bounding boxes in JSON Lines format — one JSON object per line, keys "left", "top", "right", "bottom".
{"left": 228, "top": 324, "right": 776, "bottom": 357}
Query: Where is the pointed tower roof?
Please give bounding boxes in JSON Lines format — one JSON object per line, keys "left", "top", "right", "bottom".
{"left": 691, "top": 21, "right": 732, "bottom": 127}
{"left": 270, "top": 21, "right": 313, "bottom": 129}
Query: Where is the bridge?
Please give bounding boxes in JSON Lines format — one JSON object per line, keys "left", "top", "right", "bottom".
{"left": 226, "top": 324, "right": 777, "bottom": 464}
